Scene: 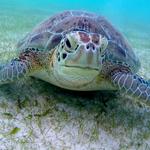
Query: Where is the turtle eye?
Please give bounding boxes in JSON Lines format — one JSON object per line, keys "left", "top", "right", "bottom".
{"left": 64, "top": 34, "right": 78, "bottom": 52}
{"left": 65, "top": 38, "right": 71, "bottom": 48}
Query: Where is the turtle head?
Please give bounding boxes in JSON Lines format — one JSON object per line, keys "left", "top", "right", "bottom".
{"left": 56, "top": 31, "right": 108, "bottom": 70}
{"left": 53, "top": 31, "right": 108, "bottom": 89}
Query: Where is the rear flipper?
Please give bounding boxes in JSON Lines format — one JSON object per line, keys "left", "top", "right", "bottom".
{"left": 0, "top": 48, "right": 42, "bottom": 85}
{"left": 111, "top": 71, "right": 150, "bottom": 103}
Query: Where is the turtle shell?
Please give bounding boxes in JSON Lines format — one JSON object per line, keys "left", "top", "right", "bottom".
{"left": 17, "top": 10, "right": 140, "bottom": 72}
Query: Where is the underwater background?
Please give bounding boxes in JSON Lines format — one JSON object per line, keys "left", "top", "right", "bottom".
{"left": 0, "top": 0, "right": 150, "bottom": 149}
{"left": 0, "top": 0, "right": 150, "bottom": 77}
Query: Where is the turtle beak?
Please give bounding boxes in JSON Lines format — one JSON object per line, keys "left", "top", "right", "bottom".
{"left": 64, "top": 44, "right": 100, "bottom": 70}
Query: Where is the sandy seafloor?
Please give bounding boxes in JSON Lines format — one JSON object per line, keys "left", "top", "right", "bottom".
{"left": 0, "top": 0, "right": 150, "bottom": 149}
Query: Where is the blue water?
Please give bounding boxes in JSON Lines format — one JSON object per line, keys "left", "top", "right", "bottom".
{"left": 0, "top": 1, "right": 150, "bottom": 148}
{"left": 0, "top": 0, "right": 150, "bottom": 77}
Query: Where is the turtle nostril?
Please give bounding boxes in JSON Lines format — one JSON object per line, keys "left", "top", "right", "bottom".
{"left": 86, "top": 43, "right": 95, "bottom": 51}
{"left": 62, "top": 53, "right": 67, "bottom": 59}
{"left": 86, "top": 45, "right": 89, "bottom": 49}
{"left": 92, "top": 45, "right": 95, "bottom": 50}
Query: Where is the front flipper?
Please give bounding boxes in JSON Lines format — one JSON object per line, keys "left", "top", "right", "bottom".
{"left": 111, "top": 71, "right": 150, "bottom": 103}
{"left": 0, "top": 48, "right": 42, "bottom": 85}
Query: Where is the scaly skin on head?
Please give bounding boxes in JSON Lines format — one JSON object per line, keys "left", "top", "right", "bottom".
{"left": 54, "top": 30, "right": 108, "bottom": 70}
{"left": 51, "top": 30, "right": 108, "bottom": 88}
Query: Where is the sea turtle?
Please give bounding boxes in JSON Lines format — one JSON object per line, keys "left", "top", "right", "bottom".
{"left": 0, "top": 11, "right": 150, "bottom": 103}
